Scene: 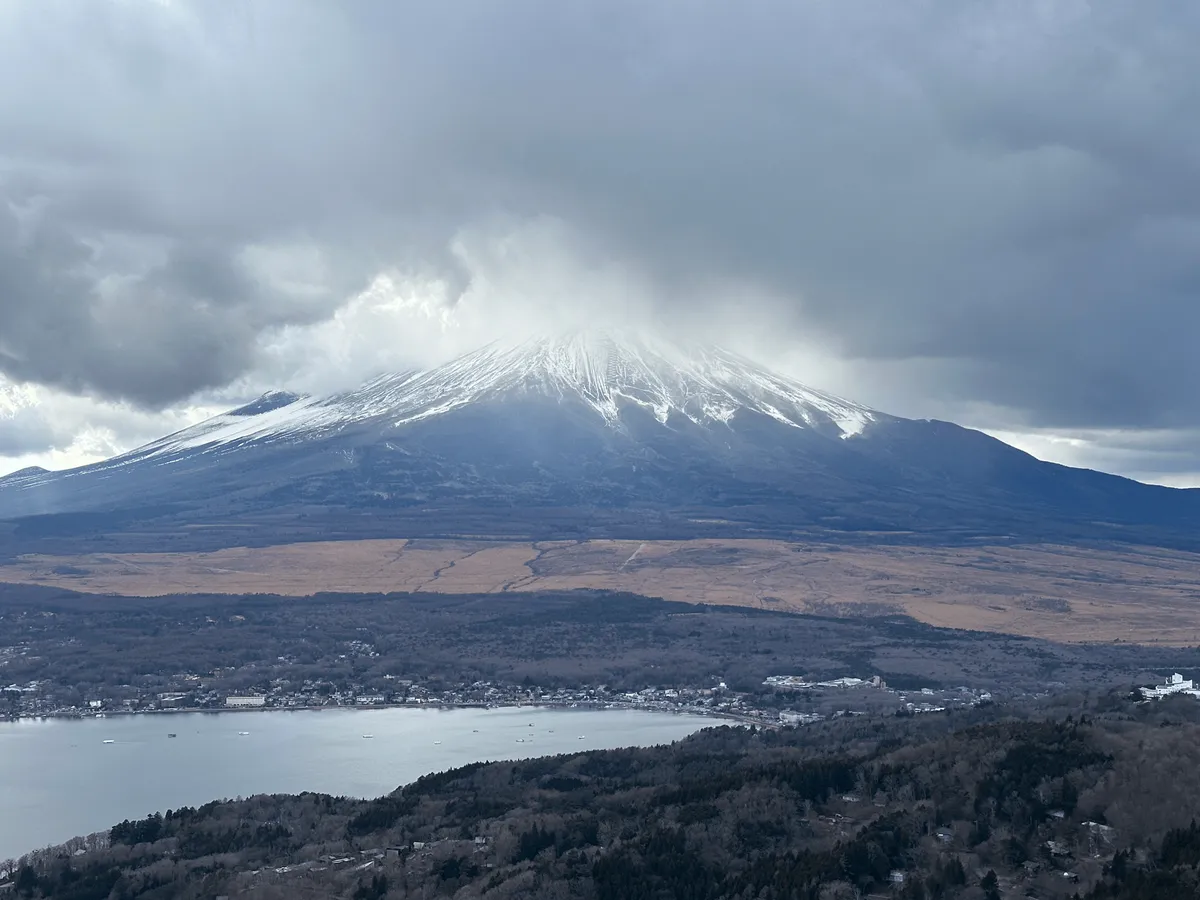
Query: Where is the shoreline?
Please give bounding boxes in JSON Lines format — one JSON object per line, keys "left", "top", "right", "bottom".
{"left": 0, "top": 699, "right": 761, "bottom": 727}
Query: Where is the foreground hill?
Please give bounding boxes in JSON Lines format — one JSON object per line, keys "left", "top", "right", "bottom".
{"left": 12, "top": 697, "right": 1200, "bottom": 899}
{"left": 2, "top": 331, "right": 1200, "bottom": 551}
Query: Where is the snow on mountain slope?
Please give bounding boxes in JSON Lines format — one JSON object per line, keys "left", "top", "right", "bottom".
{"left": 0, "top": 465, "right": 48, "bottom": 484}
{"left": 73, "top": 331, "right": 878, "bottom": 469}
{"left": 7, "top": 331, "right": 1200, "bottom": 549}
{"left": 122, "top": 375, "right": 417, "bottom": 460}
{"left": 375, "top": 332, "right": 878, "bottom": 434}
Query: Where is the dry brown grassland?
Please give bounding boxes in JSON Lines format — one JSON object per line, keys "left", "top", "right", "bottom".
{"left": 5, "top": 538, "right": 1200, "bottom": 645}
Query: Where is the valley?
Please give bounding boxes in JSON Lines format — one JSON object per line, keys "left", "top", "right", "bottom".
{"left": 5, "top": 536, "right": 1200, "bottom": 644}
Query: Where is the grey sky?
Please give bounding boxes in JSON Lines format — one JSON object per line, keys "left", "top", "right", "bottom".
{"left": 2, "top": 1, "right": 1199, "bottom": 481}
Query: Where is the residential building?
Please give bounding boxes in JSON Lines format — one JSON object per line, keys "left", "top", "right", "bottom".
{"left": 225, "top": 695, "right": 267, "bottom": 708}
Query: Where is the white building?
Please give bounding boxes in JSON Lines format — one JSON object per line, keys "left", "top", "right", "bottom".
{"left": 225, "top": 695, "right": 267, "bottom": 708}
{"left": 764, "top": 675, "right": 815, "bottom": 690}
{"left": 819, "top": 677, "right": 866, "bottom": 689}
{"left": 1141, "top": 673, "right": 1200, "bottom": 700}
{"left": 779, "top": 711, "right": 824, "bottom": 726}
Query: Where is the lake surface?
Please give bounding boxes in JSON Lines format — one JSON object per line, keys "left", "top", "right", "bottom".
{"left": 0, "top": 706, "right": 710, "bottom": 861}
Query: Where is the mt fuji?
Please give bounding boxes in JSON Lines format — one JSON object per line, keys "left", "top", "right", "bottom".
{"left": 2, "top": 331, "right": 1199, "bottom": 550}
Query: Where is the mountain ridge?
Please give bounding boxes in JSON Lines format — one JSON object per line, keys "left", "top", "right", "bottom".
{"left": 1, "top": 330, "right": 1198, "bottom": 551}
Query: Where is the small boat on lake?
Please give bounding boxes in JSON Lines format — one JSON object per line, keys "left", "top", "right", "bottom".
{"left": 238, "top": 731, "right": 250, "bottom": 736}
{"left": 362, "top": 734, "right": 374, "bottom": 739}
{"left": 167, "top": 733, "right": 177, "bottom": 738}
{"left": 102, "top": 739, "right": 115, "bottom": 744}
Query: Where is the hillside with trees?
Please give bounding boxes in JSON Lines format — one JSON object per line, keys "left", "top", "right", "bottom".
{"left": 9, "top": 694, "right": 1200, "bottom": 898}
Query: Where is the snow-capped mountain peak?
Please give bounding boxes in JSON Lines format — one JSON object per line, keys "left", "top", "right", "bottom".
{"left": 4, "top": 330, "right": 1198, "bottom": 551}
{"left": 130, "top": 331, "right": 877, "bottom": 460}
{"left": 384, "top": 331, "right": 877, "bottom": 434}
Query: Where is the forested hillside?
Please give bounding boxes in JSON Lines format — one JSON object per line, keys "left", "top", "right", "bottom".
{"left": 9, "top": 695, "right": 1200, "bottom": 899}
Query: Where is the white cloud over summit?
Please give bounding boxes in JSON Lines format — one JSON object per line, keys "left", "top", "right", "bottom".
{"left": 3, "top": 1, "right": 1200, "bottom": 483}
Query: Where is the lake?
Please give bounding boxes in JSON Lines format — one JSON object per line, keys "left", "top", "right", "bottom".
{"left": 0, "top": 706, "right": 711, "bottom": 861}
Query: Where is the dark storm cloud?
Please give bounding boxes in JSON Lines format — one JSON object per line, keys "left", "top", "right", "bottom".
{"left": 2, "top": 0, "right": 1199, "bottom": 429}
{"left": 0, "top": 405, "right": 57, "bottom": 457}
{"left": 0, "top": 198, "right": 340, "bottom": 405}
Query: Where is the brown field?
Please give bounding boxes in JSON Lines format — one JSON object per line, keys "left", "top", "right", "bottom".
{"left": 4, "top": 538, "right": 1200, "bottom": 644}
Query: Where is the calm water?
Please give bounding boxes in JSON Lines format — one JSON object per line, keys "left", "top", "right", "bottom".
{"left": 0, "top": 706, "right": 709, "bottom": 860}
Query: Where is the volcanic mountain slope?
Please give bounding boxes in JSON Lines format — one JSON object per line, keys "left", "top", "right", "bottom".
{"left": 2, "top": 331, "right": 1199, "bottom": 548}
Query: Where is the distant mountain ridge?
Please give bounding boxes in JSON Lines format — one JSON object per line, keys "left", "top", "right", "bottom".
{"left": 2, "top": 330, "right": 1199, "bottom": 549}
{"left": 0, "top": 465, "right": 49, "bottom": 485}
